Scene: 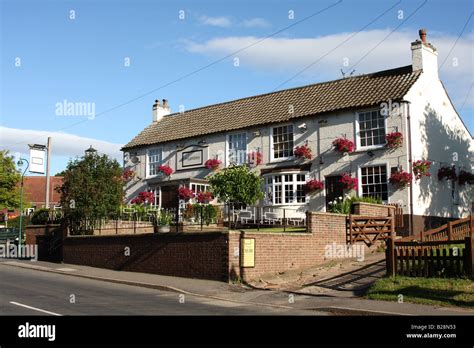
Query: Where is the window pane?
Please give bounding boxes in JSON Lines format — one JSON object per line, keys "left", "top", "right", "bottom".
{"left": 361, "top": 165, "right": 388, "bottom": 201}
{"left": 273, "top": 125, "right": 294, "bottom": 159}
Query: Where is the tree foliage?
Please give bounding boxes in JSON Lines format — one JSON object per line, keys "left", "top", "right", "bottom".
{"left": 0, "top": 150, "right": 21, "bottom": 210}
{"left": 208, "top": 165, "right": 264, "bottom": 205}
{"left": 57, "top": 152, "right": 124, "bottom": 222}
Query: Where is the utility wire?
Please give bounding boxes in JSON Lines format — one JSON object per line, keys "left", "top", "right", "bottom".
{"left": 4, "top": 0, "right": 343, "bottom": 148}
{"left": 271, "top": 0, "right": 401, "bottom": 91}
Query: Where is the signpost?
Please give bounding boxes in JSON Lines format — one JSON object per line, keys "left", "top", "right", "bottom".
{"left": 241, "top": 238, "right": 255, "bottom": 268}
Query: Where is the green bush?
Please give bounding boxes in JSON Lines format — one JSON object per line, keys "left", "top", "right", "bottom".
{"left": 31, "top": 208, "right": 50, "bottom": 225}
{"left": 328, "top": 195, "right": 383, "bottom": 214}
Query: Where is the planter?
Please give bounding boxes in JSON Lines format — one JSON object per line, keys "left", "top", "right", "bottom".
{"left": 157, "top": 225, "right": 171, "bottom": 233}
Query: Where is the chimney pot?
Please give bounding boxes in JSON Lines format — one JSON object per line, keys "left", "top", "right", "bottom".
{"left": 419, "top": 28, "right": 427, "bottom": 43}
{"left": 163, "top": 99, "right": 169, "bottom": 109}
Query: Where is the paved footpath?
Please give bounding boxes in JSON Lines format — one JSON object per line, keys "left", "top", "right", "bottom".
{"left": 0, "top": 259, "right": 471, "bottom": 316}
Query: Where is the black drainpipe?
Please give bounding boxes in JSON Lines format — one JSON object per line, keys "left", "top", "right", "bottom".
{"left": 404, "top": 101, "right": 415, "bottom": 236}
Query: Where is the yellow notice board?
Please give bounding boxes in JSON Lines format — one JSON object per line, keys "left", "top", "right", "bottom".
{"left": 241, "top": 238, "right": 255, "bottom": 268}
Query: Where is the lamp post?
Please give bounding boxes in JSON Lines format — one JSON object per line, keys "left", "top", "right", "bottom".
{"left": 17, "top": 158, "right": 29, "bottom": 247}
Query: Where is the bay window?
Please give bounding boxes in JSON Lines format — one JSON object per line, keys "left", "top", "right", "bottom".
{"left": 264, "top": 172, "right": 307, "bottom": 205}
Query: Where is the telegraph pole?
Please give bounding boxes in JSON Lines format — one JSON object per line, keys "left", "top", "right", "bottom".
{"left": 45, "top": 137, "right": 52, "bottom": 209}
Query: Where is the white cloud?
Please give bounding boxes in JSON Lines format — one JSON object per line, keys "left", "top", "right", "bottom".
{"left": 241, "top": 18, "right": 270, "bottom": 28}
{"left": 199, "top": 16, "right": 232, "bottom": 28}
{"left": 185, "top": 29, "right": 474, "bottom": 106}
{"left": 0, "top": 127, "right": 123, "bottom": 162}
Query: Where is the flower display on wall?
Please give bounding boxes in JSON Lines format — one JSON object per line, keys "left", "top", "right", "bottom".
{"left": 332, "top": 137, "right": 355, "bottom": 153}
{"left": 247, "top": 151, "right": 263, "bottom": 166}
{"left": 385, "top": 132, "right": 403, "bottom": 149}
{"left": 438, "top": 165, "right": 457, "bottom": 181}
{"left": 122, "top": 168, "right": 135, "bottom": 181}
{"left": 177, "top": 186, "right": 195, "bottom": 200}
{"left": 389, "top": 170, "right": 413, "bottom": 188}
{"left": 305, "top": 179, "right": 324, "bottom": 193}
{"left": 412, "top": 160, "right": 432, "bottom": 180}
{"left": 196, "top": 191, "right": 213, "bottom": 204}
{"left": 294, "top": 144, "right": 313, "bottom": 160}
{"left": 130, "top": 191, "right": 155, "bottom": 205}
{"left": 158, "top": 164, "right": 174, "bottom": 176}
{"left": 205, "top": 158, "right": 222, "bottom": 171}
{"left": 339, "top": 173, "right": 358, "bottom": 190}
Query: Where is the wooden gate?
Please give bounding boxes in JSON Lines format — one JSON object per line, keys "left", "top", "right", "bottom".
{"left": 347, "top": 215, "right": 394, "bottom": 246}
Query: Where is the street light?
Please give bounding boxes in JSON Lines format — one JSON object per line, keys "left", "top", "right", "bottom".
{"left": 17, "top": 158, "right": 29, "bottom": 247}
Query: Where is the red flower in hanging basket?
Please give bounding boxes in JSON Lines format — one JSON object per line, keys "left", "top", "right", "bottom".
{"left": 389, "top": 170, "right": 413, "bottom": 188}
{"left": 458, "top": 170, "right": 474, "bottom": 186}
{"left": 385, "top": 132, "right": 403, "bottom": 149}
{"left": 247, "top": 151, "right": 263, "bottom": 166}
{"left": 205, "top": 158, "right": 222, "bottom": 170}
{"left": 412, "top": 160, "right": 432, "bottom": 180}
{"left": 438, "top": 165, "right": 457, "bottom": 181}
{"left": 130, "top": 191, "right": 155, "bottom": 205}
{"left": 177, "top": 186, "right": 195, "bottom": 200}
{"left": 122, "top": 168, "right": 135, "bottom": 181}
{"left": 339, "top": 173, "right": 358, "bottom": 190}
{"left": 305, "top": 179, "right": 324, "bottom": 193}
{"left": 158, "top": 164, "right": 173, "bottom": 176}
{"left": 294, "top": 144, "right": 313, "bottom": 160}
{"left": 332, "top": 137, "right": 355, "bottom": 153}
{"left": 196, "top": 191, "right": 213, "bottom": 204}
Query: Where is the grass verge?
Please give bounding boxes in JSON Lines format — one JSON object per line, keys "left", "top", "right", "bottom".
{"left": 366, "top": 276, "right": 474, "bottom": 308}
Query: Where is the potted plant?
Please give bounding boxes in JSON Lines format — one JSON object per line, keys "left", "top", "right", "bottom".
{"left": 177, "top": 186, "right": 195, "bottom": 200}
{"left": 294, "top": 144, "right": 312, "bottom": 160}
{"left": 389, "top": 170, "right": 413, "bottom": 188}
{"left": 458, "top": 170, "right": 474, "bottom": 186}
{"left": 205, "top": 158, "right": 221, "bottom": 171}
{"left": 158, "top": 164, "right": 174, "bottom": 176}
{"left": 247, "top": 151, "right": 263, "bottom": 166}
{"left": 157, "top": 211, "right": 173, "bottom": 233}
{"left": 385, "top": 132, "right": 403, "bottom": 149}
{"left": 438, "top": 165, "right": 457, "bottom": 181}
{"left": 332, "top": 137, "right": 355, "bottom": 154}
{"left": 412, "top": 160, "right": 432, "bottom": 180}
{"left": 339, "top": 173, "right": 358, "bottom": 190}
{"left": 305, "top": 179, "right": 324, "bottom": 194}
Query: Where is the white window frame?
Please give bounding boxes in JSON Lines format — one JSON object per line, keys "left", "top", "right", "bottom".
{"left": 270, "top": 123, "right": 295, "bottom": 162}
{"left": 147, "top": 186, "right": 161, "bottom": 207}
{"left": 226, "top": 131, "right": 248, "bottom": 166}
{"left": 355, "top": 109, "right": 387, "bottom": 150}
{"left": 146, "top": 147, "right": 163, "bottom": 178}
{"left": 358, "top": 163, "right": 390, "bottom": 203}
{"left": 264, "top": 172, "right": 308, "bottom": 206}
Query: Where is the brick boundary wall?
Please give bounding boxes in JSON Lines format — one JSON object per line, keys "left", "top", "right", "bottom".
{"left": 352, "top": 202, "right": 395, "bottom": 217}
{"left": 25, "top": 224, "right": 61, "bottom": 245}
{"left": 63, "top": 232, "right": 231, "bottom": 281}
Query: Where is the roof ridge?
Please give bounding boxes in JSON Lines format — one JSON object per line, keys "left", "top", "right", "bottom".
{"left": 165, "top": 65, "right": 414, "bottom": 116}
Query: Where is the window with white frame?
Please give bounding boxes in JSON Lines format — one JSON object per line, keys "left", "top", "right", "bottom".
{"left": 360, "top": 165, "right": 388, "bottom": 201}
{"left": 228, "top": 133, "right": 247, "bottom": 165}
{"left": 264, "top": 172, "right": 307, "bottom": 205}
{"left": 147, "top": 148, "right": 162, "bottom": 177}
{"left": 357, "top": 110, "right": 386, "bottom": 148}
{"left": 191, "top": 183, "right": 209, "bottom": 193}
{"left": 272, "top": 125, "right": 294, "bottom": 160}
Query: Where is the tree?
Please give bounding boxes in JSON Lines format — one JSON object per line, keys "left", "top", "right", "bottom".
{"left": 0, "top": 150, "right": 21, "bottom": 210}
{"left": 207, "top": 165, "right": 264, "bottom": 206}
{"left": 57, "top": 151, "right": 123, "bottom": 234}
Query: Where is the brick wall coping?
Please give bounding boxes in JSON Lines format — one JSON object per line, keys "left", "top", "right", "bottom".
{"left": 26, "top": 224, "right": 61, "bottom": 228}
{"left": 66, "top": 231, "right": 229, "bottom": 239}
{"left": 241, "top": 231, "right": 310, "bottom": 237}
{"left": 307, "top": 211, "right": 347, "bottom": 217}
{"left": 351, "top": 202, "right": 395, "bottom": 209}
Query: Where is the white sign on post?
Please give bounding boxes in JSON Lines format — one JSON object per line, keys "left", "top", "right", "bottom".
{"left": 29, "top": 148, "right": 46, "bottom": 174}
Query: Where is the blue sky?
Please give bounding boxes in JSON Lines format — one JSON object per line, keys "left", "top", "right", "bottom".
{"left": 1, "top": 0, "right": 473, "bottom": 175}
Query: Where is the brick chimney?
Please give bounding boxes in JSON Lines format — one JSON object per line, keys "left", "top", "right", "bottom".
{"left": 411, "top": 28, "right": 438, "bottom": 79}
{"left": 152, "top": 98, "right": 171, "bottom": 122}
